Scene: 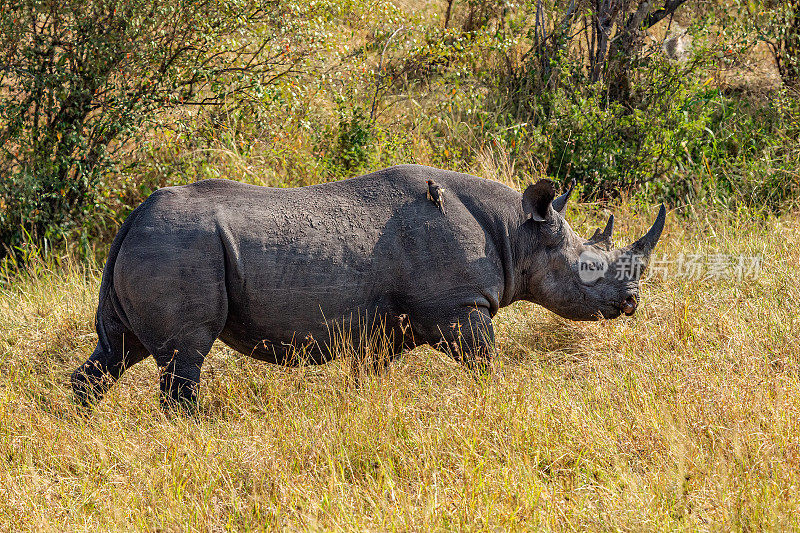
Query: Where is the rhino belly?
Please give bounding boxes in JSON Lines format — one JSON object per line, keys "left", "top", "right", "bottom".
{"left": 217, "top": 263, "right": 403, "bottom": 364}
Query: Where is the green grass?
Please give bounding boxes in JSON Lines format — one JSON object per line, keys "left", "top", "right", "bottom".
{"left": 1, "top": 198, "right": 798, "bottom": 531}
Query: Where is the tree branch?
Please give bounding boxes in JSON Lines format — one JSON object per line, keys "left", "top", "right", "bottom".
{"left": 642, "top": 0, "right": 690, "bottom": 30}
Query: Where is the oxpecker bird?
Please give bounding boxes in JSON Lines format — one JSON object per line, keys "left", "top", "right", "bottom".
{"left": 426, "top": 180, "right": 446, "bottom": 214}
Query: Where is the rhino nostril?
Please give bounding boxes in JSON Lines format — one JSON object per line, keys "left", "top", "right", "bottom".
{"left": 621, "top": 296, "right": 637, "bottom": 315}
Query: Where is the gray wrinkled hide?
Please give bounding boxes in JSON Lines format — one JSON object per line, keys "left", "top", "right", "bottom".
{"left": 72, "top": 164, "right": 661, "bottom": 407}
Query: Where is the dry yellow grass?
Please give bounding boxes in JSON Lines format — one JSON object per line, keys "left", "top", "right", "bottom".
{"left": 1, "top": 200, "right": 799, "bottom": 531}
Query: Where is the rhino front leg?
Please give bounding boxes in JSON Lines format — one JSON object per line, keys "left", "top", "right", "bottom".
{"left": 431, "top": 306, "right": 495, "bottom": 373}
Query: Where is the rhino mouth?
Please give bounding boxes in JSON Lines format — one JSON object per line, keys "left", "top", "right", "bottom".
{"left": 585, "top": 296, "right": 637, "bottom": 321}
{"left": 621, "top": 296, "right": 637, "bottom": 316}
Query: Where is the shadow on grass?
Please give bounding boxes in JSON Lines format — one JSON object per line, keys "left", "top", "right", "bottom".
{"left": 501, "top": 315, "right": 592, "bottom": 366}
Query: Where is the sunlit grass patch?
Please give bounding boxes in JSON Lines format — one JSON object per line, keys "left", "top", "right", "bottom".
{"left": 1, "top": 203, "right": 799, "bottom": 530}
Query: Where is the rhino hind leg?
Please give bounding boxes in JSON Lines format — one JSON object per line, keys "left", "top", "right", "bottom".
{"left": 71, "top": 312, "right": 150, "bottom": 407}
{"left": 112, "top": 243, "right": 228, "bottom": 410}
{"left": 153, "top": 339, "right": 215, "bottom": 411}
{"left": 128, "top": 301, "right": 225, "bottom": 410}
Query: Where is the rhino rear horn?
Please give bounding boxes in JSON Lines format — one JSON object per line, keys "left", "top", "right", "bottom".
{"left": 601, "top": 214, "right": 614, "bottom": 240}
{"left": 551, "top": 178, "right": 576, "bottom": 216}
{"left": 588, "top": 214, "right": 614, "bottom": 247}
{"left": 631, "top": 204, "right": 666, "bottom": 257}
{"left": 522, "top": 179, "right": 556, "bottom": 222}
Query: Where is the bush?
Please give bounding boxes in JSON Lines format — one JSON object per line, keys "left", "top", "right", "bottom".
{"left": 0, "top": 0, "right": 328, "bottom": 258}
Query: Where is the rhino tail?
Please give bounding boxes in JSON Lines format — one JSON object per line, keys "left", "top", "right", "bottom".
{"left": 93, "top": 204, "right": 143, "bottom": 355}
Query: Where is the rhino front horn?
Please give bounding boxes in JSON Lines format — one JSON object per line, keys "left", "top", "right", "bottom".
{"left": 631, "top": 204, "right": 666, "bottom": 257}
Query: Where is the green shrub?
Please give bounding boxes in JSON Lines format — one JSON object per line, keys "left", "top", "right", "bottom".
{"left": 0, "top": 0, "right": 331, "bottom": 258}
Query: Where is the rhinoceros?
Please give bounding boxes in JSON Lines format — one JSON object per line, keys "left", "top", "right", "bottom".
{"left": 72, "top": 164, "right": 665, "bottom": 407}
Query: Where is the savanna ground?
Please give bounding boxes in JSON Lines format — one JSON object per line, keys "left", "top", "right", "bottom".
{"left": 1, "top": 201, "right": 799, "bottom": 531}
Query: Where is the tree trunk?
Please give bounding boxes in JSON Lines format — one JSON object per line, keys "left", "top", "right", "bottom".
{"left": 776, "top": 1, "right": 800, "bottom": 85}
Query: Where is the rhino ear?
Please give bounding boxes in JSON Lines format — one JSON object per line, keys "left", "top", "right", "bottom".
{"left": 522, "top": 179, "right": 556, "bottom": 222}
{"left": 551, "top": 178, "right": 576, "bottom": 216}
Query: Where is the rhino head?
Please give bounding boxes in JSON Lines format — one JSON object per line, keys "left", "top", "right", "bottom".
{"left": 520, "top": 179, "right": 666, "bottom": 321}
